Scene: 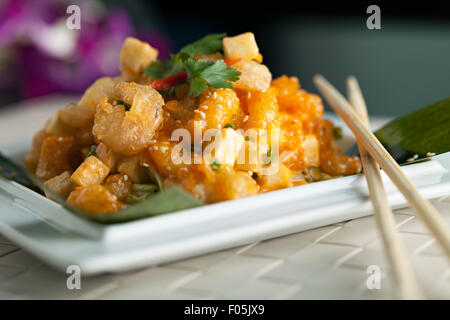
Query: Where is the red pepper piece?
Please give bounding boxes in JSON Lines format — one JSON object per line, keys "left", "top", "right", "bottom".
{"left": 148, "top": 71, "right": 188, "bottom": 91}
{"left": 224, "top": 58, "right": 241, "bottom": 66}
{"left": 148, "top": 59, "right": 240, "bottom": 91}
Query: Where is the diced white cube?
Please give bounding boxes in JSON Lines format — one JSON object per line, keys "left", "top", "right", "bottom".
{"left": 232, "top": 60, "right": 272, "bottom": 92}
{"left": 235, "top": 138, "right": 269, "bottom": 173}
{"left": 223, "top": 32, "right": 259, "bottom": 61}
{"left": 44, "top": 171, "right": 73, "bottom": 199}
{"left": 71, "top": 156, "right": 110, "bottom": 187}
{"left": 205, "top": 128, "right": 245, "bottom": 166}
{"left": 120, "top": 37, "right": 158, "bottom": 73}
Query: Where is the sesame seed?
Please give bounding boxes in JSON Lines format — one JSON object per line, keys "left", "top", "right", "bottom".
{"left": 152, "top": 146, "right": 159, "bottom": 151}
{"left": 413, "top": 154, "right": 419, "bottom": 160}
{"left": 166, "top": 166, "right": 172, "bottom": 171}
{"left": 426, "top": 152, "right": 436, "bottom": 157}
{"left": 216, "top": 104, "right": 222, "bottom": 109}
{"left": 142, "top": 163, "right": 149, "bottom": 167}
{"left": 124, "top": 175, "right": 128, "bottom": 181}
{"left": 217, "top": 96, "right": 223, "bottom": 102}
{"left": 160, "top": 146, "right": 168, "bottom": 152}
{"left": 243, "top": 115, "right": 249, "bottom": 122}
{"left": 199, "top": 111, "right": 206, "bottom": 119}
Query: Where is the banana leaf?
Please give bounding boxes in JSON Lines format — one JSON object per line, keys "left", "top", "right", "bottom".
{"left": 0, "top": 153, "right": 203, "bottom": 224}
{"left": 0, "top": 153, "right": 39, "bottom": 191}
{"left": 374, "top": 97, "right": 450, "bottom": 164}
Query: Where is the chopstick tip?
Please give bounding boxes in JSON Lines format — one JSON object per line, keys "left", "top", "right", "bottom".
{"left": 313, "top": 74, "right": 324, "bottom": 83}
{"left": 347, "top": 75, "right": 358, "bottom": 87}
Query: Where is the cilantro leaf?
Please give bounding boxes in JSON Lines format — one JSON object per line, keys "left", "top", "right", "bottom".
{"left": 143, "top": 33, "right": 240, "bottom": 96}
{"left": 144, "top": 34, "right": 226, "bottom": 79}
{"left": 184, "top": 57, "right": 214, "bottom": 78}
{"left": 210, "top": 159, "right": 221, "bottom": 172}
{"left": 115, "top": 100, "right": 131, "bottom": 111}
{"left": 86, "top": 145, "right": 97, "bottom": 158}
{"left": 189, "top": 78, "right": 209, "bottom": 97}
{"left": 184, "top": 58, "right": 241, "bottom": 96}
{"left": 180, "top": 33, "right": 226, "bottom": 56}
{"left": 143, "top": 60, "right": 172, "bottom": 79}
{"left": 198, "top": 60, "right": 241, "bottom": 89}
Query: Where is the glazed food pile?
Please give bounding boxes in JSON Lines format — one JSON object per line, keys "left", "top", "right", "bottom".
{"left": 24, "top": 32, "right": 361, "bottom": 214}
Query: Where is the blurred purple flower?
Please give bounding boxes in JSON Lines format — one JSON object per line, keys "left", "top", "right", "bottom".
{"left": 0, "top": 0, "right": 172, "bottom": 99}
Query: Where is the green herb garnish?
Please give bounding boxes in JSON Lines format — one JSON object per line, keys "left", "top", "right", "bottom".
{"left": 86, "top": 145, "right": 97, "bottom": 158}
{"left": 180, "top": 33, "right": 226, "bottom": 56}
{"left": 224, "top": 123, "right": 236, "bottom": 129}
{"left": 210, "top": 159, "right": 221, "bottom": 172}
{"left": 115, "top": 100, "right": 131, "bottom": 111}
{"left": 184, "top": 58, "right": 240, "bottom": 96}
{"left": 143, "top": 33, "right": 241, "bottom": 97}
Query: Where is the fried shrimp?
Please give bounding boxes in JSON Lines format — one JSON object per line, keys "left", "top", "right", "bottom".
{"left": 59, "top": 77, "right": 116, "bottom": 128}
{"left": 92, "top": 82, "right": 164, "bottom": 155}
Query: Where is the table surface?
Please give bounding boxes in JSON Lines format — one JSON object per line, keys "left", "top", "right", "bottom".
{"left": 0, "top": 96, "right": 449, "bottom": 300}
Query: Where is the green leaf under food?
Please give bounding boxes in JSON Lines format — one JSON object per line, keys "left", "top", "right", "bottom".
{"left": 32, "top": 173, "right": 203, "bottom": 224}
{"left": 124, "top": 183, "right": 159, "bottom": 204}
{"left": 374, "top": 97, "right": 450, "bottom": 164}
{"left": 84, "top": 186, "right": 204, "bottom": 224}
{"left": 147, "top": 167, "right": 163, "bottom": 191}
{"left": 179, "top": 33, "right": 226, "bottom": 56}
{"left": 0, "top": 153, "right": 38, "bottom": 191}
{"left": 0, "top": 153, "right": 203, "bottom": 224}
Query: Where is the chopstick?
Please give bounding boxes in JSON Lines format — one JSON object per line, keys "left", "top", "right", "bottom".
{"left": 347, "top": 76, "right": 422, "bottom": 299}
{"left": 313, "top": 74, "right": 450, "bottom": 260}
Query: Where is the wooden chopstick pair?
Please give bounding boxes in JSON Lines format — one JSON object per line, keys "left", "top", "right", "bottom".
{"left": 314, "top": 75, "right": 450, "bottom": 299}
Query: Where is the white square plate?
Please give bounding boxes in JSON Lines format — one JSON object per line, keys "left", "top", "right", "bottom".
{"left": 1, "top": 138, "right": 450, "bottom": 275}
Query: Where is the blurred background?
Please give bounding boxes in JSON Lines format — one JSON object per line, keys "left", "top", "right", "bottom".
{"left": 1, "top": 0, "right": 449, "bottom": 117}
